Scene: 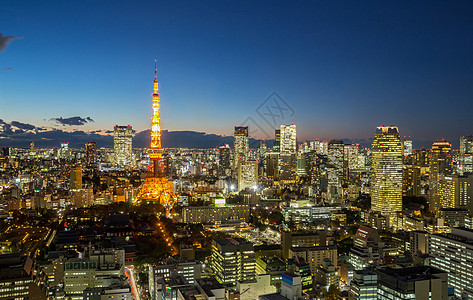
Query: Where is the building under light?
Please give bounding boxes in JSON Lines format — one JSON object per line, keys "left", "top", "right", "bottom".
{"left": 85, "top": 142, "right": 97, "bottom": 164}
{"left": 460, "top": 135, "right": 473, "bottom": 175}
{"left": 238, "top": 160, "right": 258, "bottom": 192}
{"left": 234, "top": 126, "right": 249, "bottom": 170}
{"left": 371, "top": 126, "right": 403, "bottom": 225}
{"left": 210, "top": 238, "right": 256, "bottom": 286}
{"left": 113, "top": 125, "right": 133, "bottom": 167}
{"left": 429, "top": 141, "right": 452, "bottom": 213}
{"left": 279, "top": 124, "right": 297, "bottom": 181}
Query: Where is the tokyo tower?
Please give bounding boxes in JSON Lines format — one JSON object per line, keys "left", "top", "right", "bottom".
{"left": 135, "top": 60, "right": 177, "bottom": 205}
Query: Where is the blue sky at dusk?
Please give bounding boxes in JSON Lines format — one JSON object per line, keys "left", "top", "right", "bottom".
{"left": 1, "top": 0, "right": 473, "bottom": 145}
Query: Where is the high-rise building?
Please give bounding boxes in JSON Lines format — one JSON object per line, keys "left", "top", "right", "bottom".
{"left": 85, "top": 142, "right": 97, "bottom": 164}
{"left": 402, "top": 164, "right": 421, "bottom": 197}
{"left": 402, "top": 139, "right": 413, "bottom": 156}
{"left": 274, "top": 129, "right": 281, "bottom": 152}
{"left": 218, "top": 144, "right": 231, "bottom": 176}
{"left": 429, "top": 141, "right": 452, "bottom": 212}
{"left": 60, "top": 142, "right": 71, "bottom": 160}
{"left": 265, "top": 152, "right": 280, "bottom": 180}
{"left": 371, "top": 126, "right": 403, "bottom": 223}
{"left": 428, "top": 227, "right": 473, "bottom": 298}
{"left": 234, "top": 126, "right": 249, "bottom": 170}
{"left": 460, "top": 136, "right": 473, "bottom": 175}
{"left": 113, "top": 125, "right": 133, "bottom": 167}
{"left": 432, "top": 174, "right": 473, "bottom": 213}
{"left": 279, "top": 124, "right": 297, "bottom": 181}
{"left": 70, "top": 165, "right": 82, "bottom": 190}
{"left": 210, "top": 238, "right": 255, "bottom": 285}
{"left": 238, "top": 160, "right": 258, "bottom": 192}
{"left": 328, "top": 140, "right": 345, "bottom": 179}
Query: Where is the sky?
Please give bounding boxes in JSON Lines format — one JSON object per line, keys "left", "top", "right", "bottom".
{"left": 1, "top": 0, "right": 473, "bottom": 147}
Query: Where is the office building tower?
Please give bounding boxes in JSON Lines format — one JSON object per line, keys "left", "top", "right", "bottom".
{"left": 70, "top": 165, "right": 82, "bottom": 190}
{"left": 429, "top": 141, "right": 452, "bottom": 212}
{"left": 402, "top": 140, "right": 413, "bottom": 156}
{"left": 304, "top": 150, "right": 318, "bottom": 185}
{"left": 371, "top": 126, "right": 403, "bottom": 223}
{"left": 280, "top": 124, "right": 297, "bottom": 154}
{"left": 345, "top": 143, "right": 361, "bottom": 176}
{"left": 377, "top": 267, "right": 448, "bottom": 300}
{"left": 460, "top": 135, "right": 473, "bottom": 175}
{"left": 113, "top": 125, "right": 133, "bottom": 167}
{"left": 328, "top": 140, "right": 345, "bottom": 179}
{"left": 210, "top": 238, "right": 255, "bottom": 285}
{"left": 402, "top": 164, "right": 421, "bottom": 197}
{"left": 238, "top": 160, "right": 258, "bottom": 192}
{"left": 279, "top": 124, "right": 297, "bottom": 181}
{"left": 60, "top": 142, "right": 71, "bottom": 159}
{"left": 234, "top": 126, "right": 249, "bottom": 170}
{"left": 274, "top": 129, "right": 281, "bottom": 152}
{"left": 429, "top": 227, "right": 473, "bottom": 298}
{"left": 85, "top": 142, "right": 97, "bottom": 164}
{"left": 266, "top": 152, "right": 279, "bottom": 180}
{"left": 218, "top": 144, "right": 231, "bottom": 176}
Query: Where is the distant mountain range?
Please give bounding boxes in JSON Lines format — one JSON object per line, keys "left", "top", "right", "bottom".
{"left": 0, "top": 119, "right": 444, "bottom": 149}
{"left": 0, "top": 121, "right": 273, "bottom": 149}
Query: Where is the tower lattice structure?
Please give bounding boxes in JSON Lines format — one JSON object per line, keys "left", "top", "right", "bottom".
{"left": 135, "top": 61, "right": 177, "bottom": 205}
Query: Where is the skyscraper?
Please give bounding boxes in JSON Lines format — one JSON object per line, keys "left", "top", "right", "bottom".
{"left": 234, "top": 126, "right": 249, "bottom": 170}
{"left": 238, "top": 160, "right": 258, "bottom": 192}
{"left": 218, "top": 144, "right": 231, "bottom": 177}
{"left": 402, "top": 139, "right": 413, "bottom": 156}
{"left": 85, "top": 142, "right": 97, "bottom": 164}
{"left": 274, "top": 129, "right": 281, "bottom": 152}
{"left": 371, "top": 126, "right": 403, "bottom": 224}
{"left": 70, "top": 165, "right": 82, "bottom": 190}
{"left": 460, "top": 135, "right": 473, "bottom": 175}
{"left": 279, "top": 124, "right": 297, "bottom": 181}
{"left": 114, "top": 125, "right": 133, "bottom": 167}
{"left": 429, "top": 141, "right": 452, "bottom": 212}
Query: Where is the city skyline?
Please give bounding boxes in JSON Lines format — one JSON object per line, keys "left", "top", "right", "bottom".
{"left": 2, "top": 1, "right": 473, "bottom": 145}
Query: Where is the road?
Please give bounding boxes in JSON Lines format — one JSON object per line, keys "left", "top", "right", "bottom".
{"left": 125, "top": 266, "right": 141, "bottom": 300}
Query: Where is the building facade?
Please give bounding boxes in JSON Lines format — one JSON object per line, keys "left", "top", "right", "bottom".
{"left": 371, "top": 126, "right": 403, "bottom": 223}
{"left": 113, "top": 125, "right": 133, "bottom": 167}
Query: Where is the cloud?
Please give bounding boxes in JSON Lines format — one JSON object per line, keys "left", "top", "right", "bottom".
{"left": 51, "top": 116, "right": 95, "bottom": 126}
{"left": 0, "top": 33, "right": 22, "bottom": 52}
{"left": 10, "top": 121, "right": 35, "bottom": 131}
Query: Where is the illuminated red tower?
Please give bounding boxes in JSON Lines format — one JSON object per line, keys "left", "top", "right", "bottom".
{"left": 135, "top": 61, "right": 176, "bottom": 205}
